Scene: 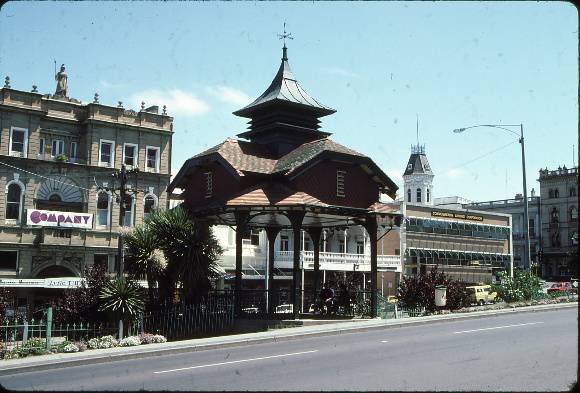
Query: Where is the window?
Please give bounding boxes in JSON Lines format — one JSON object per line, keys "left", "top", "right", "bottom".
{"left": 5, "top": 182, "right": 23, "bottom": 222}
{"left": 123, "top": 143, "right": 138, "bottom": 167}
{"left": 570, "top": 187, "right": 577, "bottom": 197}
{"left": 122, "top": 195, "right": 135, "bottom": 227}
{"left": 549, "top": 189, "right": 554, "bottom": 198}
{"left": 571, "top": 232, "right": 578, "bottom": 246}
{"left": 70, "top": 142, "right": 77, "bottom": 162}
{"left": 96, "top": 191, "right": 110, "bottom": 227}
{"left": 39, "top": 138, "right": 45, "bottom": 159}
{"left": 51, "top": 139, "right": 64, "bottom": 158}
{"left": 99, "top": 140, "right": 115, "bottom": 167}
{"left": 554, "top": 188, "right": 560, "bottom": 198}
{"left": 336, "top": 170, "right": 346, "bottom": 197}
{"left": 551, "top": 232, "right": 561, "bottom": 247}
{"left": 0, "top": 251, "right": 18, "bottom": 271}
{"left": 416, "top": 188, "right": 421, "bottom": 203}
{"left": 338, "top": 239, "right": 346, "bottom": 253}
{"left": 407, "top": 163, "right": 413, "bottom": 171}
{"left": 426, "top": 188, "right": 430, "bottom": 203}
{"left": 243, "top": 229, "right": 260, "bottom": 246}
{"left": 205, "top": 172, "right": 213, "bottom": 198}
{"left": 9, "top": 127, "right": 28, "bottom": 157}
{"left": 570, "top": 206, "right": 578, "bottom": 221}
{"left": 93, "top": 254, "right": 109, "bottom": 272}
{"left": 356, "top": 241, "right": 364, "bottom": 254}
{"left": 146, "top": 146, "right": 160, "bottom": 172}
{"left": 528, "top": 218, "right": 535, "bottom": 238}
{"left": 144, "top": 194, "right": 157, "bottom": 220}
{"left": 407, "top": 189, "right": 411, "bottom": 202}
{"left": 280, "top": 235, "right": 289, "bottom": 251}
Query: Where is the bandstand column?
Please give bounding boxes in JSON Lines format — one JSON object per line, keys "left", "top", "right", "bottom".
{"left": 307, "top": 227, "right": 322, "bottom": 308}
{"left": 265, "top": 227, "right": 281, "bottom": 314}
{"left": 234, "top": 211, "right": 249, "bottom": 317}
{"left": 364, "top": 215, "right": 378, "bottom": 318}
{"left": 287, "top": 211, "right": 305, "bottom": 319}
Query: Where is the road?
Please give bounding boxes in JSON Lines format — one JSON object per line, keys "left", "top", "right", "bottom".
{"left": 0, "top": 307, "right": 576, "bottom": 391}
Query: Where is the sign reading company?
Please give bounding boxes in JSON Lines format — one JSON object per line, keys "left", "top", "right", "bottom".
{"left": 27, "top": 209, "right": 93, "bottom": 229}
{"left": 431, "top": 210, "right": 484, "bottom": 222}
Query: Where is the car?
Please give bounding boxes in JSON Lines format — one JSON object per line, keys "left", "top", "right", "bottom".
{"left": 466, "top": 285, "right": 498, "bottom": 306}
{"left": 386, "top": 296, "right": 398, "bottom": 304}
{"left": 547, "top": 282, "right": 577, "bottom": 294}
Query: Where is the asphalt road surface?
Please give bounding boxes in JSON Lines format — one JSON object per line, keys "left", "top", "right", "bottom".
{"left": 0, "top": 307, "right": 576, "bottom": 391}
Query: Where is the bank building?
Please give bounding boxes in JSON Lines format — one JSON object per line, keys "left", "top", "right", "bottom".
{"left": 0, "top": 72, "right": 172, "bottom": 313}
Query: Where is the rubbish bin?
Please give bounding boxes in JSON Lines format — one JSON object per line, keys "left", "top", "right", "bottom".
{"left": 435, "top": 285, "right": 447, "bottom": 307}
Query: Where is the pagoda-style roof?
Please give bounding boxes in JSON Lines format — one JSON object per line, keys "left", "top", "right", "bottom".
{"left": 233, "top": 47, "right": 336, "bottom": 119}
{"left": 403, "top": 144, "right": 433, "bottom": 176}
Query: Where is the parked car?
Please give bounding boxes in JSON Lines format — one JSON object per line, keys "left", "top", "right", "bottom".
{"left": 547, "top": 282, "right": 577, "bottom": 294}
{"left": 466, "top": 285, "right": 497, "bottom": 306}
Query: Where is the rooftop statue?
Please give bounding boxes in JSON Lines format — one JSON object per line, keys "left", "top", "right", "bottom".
{"left": 55, "top": 64, "right": 68, "bottom": 97}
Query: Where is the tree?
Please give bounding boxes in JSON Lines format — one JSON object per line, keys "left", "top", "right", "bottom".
{"left": 99, "top": 277, "right": 145, "bottom": 319}
{"left": 124, "top": 225, "right": 165, "bottom": 303}
{"left": 139, "top": 207, "right": 223, "bottom": 304}
{"left": 54, "top": 263, "right": 109, "bottom": 324}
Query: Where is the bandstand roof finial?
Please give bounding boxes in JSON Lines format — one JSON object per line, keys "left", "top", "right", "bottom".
{"left": 278, "top": 21, "right": 293, "bottom": 61}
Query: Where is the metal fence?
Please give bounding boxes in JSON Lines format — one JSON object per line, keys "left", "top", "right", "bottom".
{"left": 138, "top": 292, "right": 235, "bottom": 340}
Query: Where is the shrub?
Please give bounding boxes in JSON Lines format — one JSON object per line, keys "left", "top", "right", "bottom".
{"left": 119, "top": 336, "right": 141, "bottom": 347}
{"left": 87, "top": 335, "right": 118, "bottom": 349}
{"left": 75, "top": 341, "right": 87, "bottom": 352}
{"left": 491, "top": 270, "right": 542, "bottom": 302}
{"left": 62, "top": 343, "right": 79, "bottom": 353}
{"left": 152, "top": 334, "right": 167, "bottom": 343}
{"left": 138, "top": 333, "right": 156, "bottom": 344}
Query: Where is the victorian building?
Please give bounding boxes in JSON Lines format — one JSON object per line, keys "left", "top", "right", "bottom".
{"left": 538, "top": 166, "right": 578, "bottom": 279}
{"left": 0, "top": 73, "right": 172, "bottom": 311}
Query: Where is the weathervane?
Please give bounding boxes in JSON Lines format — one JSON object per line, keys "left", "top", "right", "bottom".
{"left": 278, "top": 22, "right": 293, "bottom": 47}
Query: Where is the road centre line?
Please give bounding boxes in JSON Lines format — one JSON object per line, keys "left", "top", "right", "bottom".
{"left": 153, "top": 350, "right": 319, "bottom": 374}
{"left": 454, "top": 322, "right": 544, "bottom": 334}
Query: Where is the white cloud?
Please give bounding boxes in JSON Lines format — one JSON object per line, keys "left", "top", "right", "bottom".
{"left": 446, "top": 168, "right": 468, "bottom": 178}
{"left": 206, "top": 86, "right": 253, "bottom": 106}
{"left": 320, "top": 66, "right": 360, "bottom": 78}
{"left": 129, "top": 89, "right": 209, "bottom": 116}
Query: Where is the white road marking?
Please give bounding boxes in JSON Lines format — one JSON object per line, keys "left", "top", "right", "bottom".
{"left": 153, "top": 350, "right": 319, "bottom": 374}
{"left": 381, "top": 340, "right": 389, "bottom": 343}
{"left": 454, "top": 322, "right": 544, "bottom": 334}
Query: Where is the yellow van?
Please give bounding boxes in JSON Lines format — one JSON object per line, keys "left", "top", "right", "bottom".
{"left": 466, "top": 285, "right": 497, "bottom": 306}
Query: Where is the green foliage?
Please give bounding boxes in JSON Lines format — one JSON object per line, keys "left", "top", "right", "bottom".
{"left": 548, "top": 290, "right": 570, "bottom": 298}
{"left": 99, "top": 277, "right": 145, "bottom": 319}
{"left": 491, "top": 270, "right": 542, "bottom": 302}
{"left": 144, "top": 207, "right": 223, "bottom": 304}
{"left": 397, "top": 267, "right": 471, "bottom": 312}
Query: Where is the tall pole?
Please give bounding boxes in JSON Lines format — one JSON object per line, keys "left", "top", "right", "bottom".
{"left": 520, "top": 124, "right": 531, "bottom": 271}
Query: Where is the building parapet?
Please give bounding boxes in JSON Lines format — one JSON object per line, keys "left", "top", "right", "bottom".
{"left": 465, "top": 196, "right": 540, "bottom": 208}
{"left": 539, "top": 166, "right": 578, "bottom": 179}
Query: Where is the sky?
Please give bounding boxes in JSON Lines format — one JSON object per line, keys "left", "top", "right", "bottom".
{"left": 1, "top": 1, "right": 577, "bottom": 203}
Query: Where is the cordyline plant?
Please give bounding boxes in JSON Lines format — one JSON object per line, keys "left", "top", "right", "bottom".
{"left": 99, "top": 277, "right": 145, "bottom": 319}
{"left": 397, "top": 266, "right": 471, "bottom": 312}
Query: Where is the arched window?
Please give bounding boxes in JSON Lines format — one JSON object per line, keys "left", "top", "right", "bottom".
{"left": 5, "top": 182, "right": 23, "bottom": 222}
{"left": 96, "top": 191, "right": 110, "bottom": 227}
{"left": 123, "top": 195, "right": 135, "bottom": 227}
{"left": 407, "top": 189, "right": 411, "bottom": 202}
{"left": 144, "top": 194, "right": 157, "bottom": 220}
{"left": 554, "top": 188, "right": 559, "bottom": 198}
{"left": 551, "top": 207, "right": 559, "bottom": 223}
{"left": 426, "top": 188, "right": 430, "bottom": 203}
{"left": 416, "top": 188, "right": 421, "bottom": 203}
{"left": 549, "top": 189, "right": 554, "bottom": 198}
{"left": 570, "top": 206, "right": 578, "bottom": 221}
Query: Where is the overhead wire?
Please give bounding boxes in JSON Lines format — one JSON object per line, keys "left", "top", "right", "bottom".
{"left": 444, "top": 139, "right": 518, "bottom": 173}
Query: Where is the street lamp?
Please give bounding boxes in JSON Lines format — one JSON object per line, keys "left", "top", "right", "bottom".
{"left": 453, "top": 124, "right": 530, "bottom": 273}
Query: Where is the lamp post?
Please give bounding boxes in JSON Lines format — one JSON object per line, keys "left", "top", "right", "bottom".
{"left": 453, "top": 124, "right": 530, "bottom": 272}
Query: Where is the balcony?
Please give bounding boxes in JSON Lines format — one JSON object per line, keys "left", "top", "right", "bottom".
{"left": 274, "top": 251, "right": 401, "bottom": 271}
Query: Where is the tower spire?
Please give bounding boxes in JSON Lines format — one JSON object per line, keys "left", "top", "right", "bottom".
{"left": 278, "top": 21, "right": 293, "bottom": 61}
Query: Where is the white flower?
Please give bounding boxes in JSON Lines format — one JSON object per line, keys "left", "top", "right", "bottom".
{"left": 63, "top": 343, "right": 79, "bottom": 353}
{"left": 152, "top": 335, "right": 167, "bottom": 343}
{"left": 119, "top": 336, "right": 142, "bottom": 347}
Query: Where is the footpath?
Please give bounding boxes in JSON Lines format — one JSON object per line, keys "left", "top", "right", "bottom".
{"left": 0, "top": 302, "right": 576, "bottom": 376}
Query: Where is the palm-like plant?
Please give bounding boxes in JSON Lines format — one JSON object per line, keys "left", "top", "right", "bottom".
{"left": 99, "top": 277, "right": 145, "bottom": 319}
{"left": 147, "top": 207, "right": 223, "bottom": 304}
{"left": 124, "top": 225, "right": 165, "bottom": 301}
